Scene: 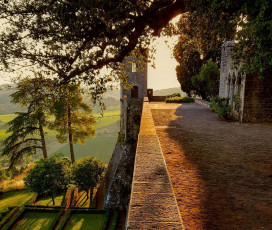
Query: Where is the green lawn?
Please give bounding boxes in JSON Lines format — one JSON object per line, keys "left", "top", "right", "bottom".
{"left": 54, "top": 135, "right": 118, "bottom": 164}
{"left": 0, "top": 114, "right": 17, "bottom": 123}
{"left": 13, "top": 212, "right": 57, "bottom": 230}
{"left": 0, "top": 109, "right": 120, "bottom": 142}
{"left": 0, "top": 190, "right": 35, "bottom": 213}
{"left": 64, "top": 214, "right": 105, "bottom": 230}
{"left": 35, "top": 194, "right": 64, "bottom": 206}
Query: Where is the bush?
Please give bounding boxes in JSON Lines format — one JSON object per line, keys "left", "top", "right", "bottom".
{"left": 166, "top": 93, "right": 181, "bottom": 99}
{"left": 192, "top": 59, "right": 220, "bottom": 100}
{"left": 24, "top": 157, "right": 71, "bottom": 205}
{"left": 165, "top": 97, "right": 195, "bottom": 103}
{"left": 72, "top": 157, "right": 106, "bottom": 199}
{"left": 210, "top": 96, "right": 233, "bottom": 120}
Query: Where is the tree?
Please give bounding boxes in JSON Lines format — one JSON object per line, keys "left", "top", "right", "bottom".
{"left": 192, "top": 60, "right": 220, "bottom": 99}
{"left": 72, "top": 157, "right": 106, "bottom": 199}
{"left": 51, "top": 84, "right": 96, "bottom": 163}
{"left": 173, "top": 34, "right": 202, "bottom": 96}
{"left": 10, "top": 77, "right": 55, "bottom": 159}
{"left": 2, "top": 112, "right": 43, "bottom": 168}
{"left": 24, "top": 156, "right": 71, "bottom": 205}
{"left": 0, "top": 0, "right": 271, "bottom": 86}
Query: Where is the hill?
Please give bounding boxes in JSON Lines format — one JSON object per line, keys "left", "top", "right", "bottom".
{"left": 153, "top": 87, "right": 187, "bottom": 97}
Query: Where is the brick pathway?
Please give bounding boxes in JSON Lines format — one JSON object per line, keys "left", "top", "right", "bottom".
{"left": 151, "top": 102, "right": 272, "bottom": 230}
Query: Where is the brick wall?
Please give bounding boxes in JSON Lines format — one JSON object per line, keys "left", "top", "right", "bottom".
{"left": 243, "top": 67, "right": 272, "bottom": 122}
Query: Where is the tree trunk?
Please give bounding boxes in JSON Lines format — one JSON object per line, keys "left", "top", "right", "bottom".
{"left": 38, "top": 115, "right": 48, "bottom": 158}
{"left": 51, "top": 194, "right": 55, "bottom": 206}
{"left": 90, "top": 188, "right": 93, "bottom": 203}
{"left": 68, "top": 105, "right": 75, "bottom": 163}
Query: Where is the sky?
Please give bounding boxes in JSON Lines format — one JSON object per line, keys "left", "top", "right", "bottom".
{"left": 147, "top": 35, "right": 180, "bottom": 90}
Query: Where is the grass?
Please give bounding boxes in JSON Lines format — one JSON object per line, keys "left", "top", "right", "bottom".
{"left": 12, "top": 211, "right": 57, "bottom": 230}
{"left": 54, "top": 135, "right": 118, "bottom": 164}
{"left": 64, "top": 214, "right": 105, "bottom": 230}
{"left": 35, "top": 194, "right": 64, "bottom": 206}
{"left": 0, "top": 190, "right": 35, "bottom": 213}
{"left": 0, "top": 114, "right": 17, "bottom": 123}
{"left": 0, "top": 108, "right": 120, "bottom": 142}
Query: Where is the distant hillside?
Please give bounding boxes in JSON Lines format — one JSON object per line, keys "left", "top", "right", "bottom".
{"left": 153, "top": 87, "right": 187, "bottom": 97}
{"left": 0, "top": 84, "right": 120, "bottom": 115}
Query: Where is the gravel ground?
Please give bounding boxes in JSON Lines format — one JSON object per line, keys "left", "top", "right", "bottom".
{"left": 151, "top": 102, "right": 272, "bottom": 230}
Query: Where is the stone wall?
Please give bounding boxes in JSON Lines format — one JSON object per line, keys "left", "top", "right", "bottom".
{"left": 104, "top": 99, "right": 143, "bottom": 209}
{"left": 243, "top": 68, "right": 272, "bottom": 122}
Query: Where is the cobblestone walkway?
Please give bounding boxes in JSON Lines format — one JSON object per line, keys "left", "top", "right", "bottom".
{"left": 151, "top": 102, "right": 272, "bottom": 230}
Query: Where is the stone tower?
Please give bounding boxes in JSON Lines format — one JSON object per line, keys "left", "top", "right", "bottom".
{"left": 120, "top": 52, "right": 148, "bottom": 100}
{"left": 219, "top": 41, "right": 236, "bottom": 98}
{"left": 120, "top": 51, "right": 148, "bottom": 141}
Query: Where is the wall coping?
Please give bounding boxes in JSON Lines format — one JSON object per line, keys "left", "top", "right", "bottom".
{"left": 126, "top": 100, "right": 184, "bottom": 229}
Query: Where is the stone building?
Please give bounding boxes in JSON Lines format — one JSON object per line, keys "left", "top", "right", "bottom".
{"left": 103, "top": 52, "right": 148, "bottom": 209}
{"left": 219, "top": 41, "right": 272, "bottom": 122}
{"left": 120, "top": 51, "right": 148, "bottom": 140}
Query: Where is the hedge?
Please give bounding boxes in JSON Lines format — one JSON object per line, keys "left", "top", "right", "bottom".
{"left": 0, "top": 207, "right": 19, "bottom": 229}
{"left": 165, "top": 97, "right": 195, "bottom": 103}
{"left": 48, "top": 209, "right": 63, "bottom": 230}
{"left": 55, "top": 210, "right": 71, "bottom": 230}
{"left": 1, "top": 207, "right": 26, "bottom": 230}
{"left": 26, "top": 194, "right": 38, "bottom": 205}
{"left": 166, "top": 93, "right": 181, "bottom": 99}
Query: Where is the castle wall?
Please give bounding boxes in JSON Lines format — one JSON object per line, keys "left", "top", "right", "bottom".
{"left": 243, "top": 68, "right": 272, "bottom": 122}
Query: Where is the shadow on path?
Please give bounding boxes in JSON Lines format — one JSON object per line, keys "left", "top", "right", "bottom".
{"left": 151, "top": 103, "right": 272, "bottom": 230}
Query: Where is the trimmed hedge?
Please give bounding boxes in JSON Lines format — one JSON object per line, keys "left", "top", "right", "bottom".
{"left": 109, "top": 210, "right": 119, "bottom": 230}
{"left": 166, "top": 97, "right": 195, "bottom": 103}
{"left": 48, "top": 209, "right": 63, "bottom": 230}
{"left": 1, "top": 207, "right": 26, "bottom": 230}
{"left": 166, "top": 93, "right": 181, "bottom": 98}
{"left": 55, "top": 210, "right": 71, "bottom": 230}
{"left": 26, "top": 194, "right": 38, "bottom": 205}
{"left": 0, "top": 207, "right": 19, "bottom": 229}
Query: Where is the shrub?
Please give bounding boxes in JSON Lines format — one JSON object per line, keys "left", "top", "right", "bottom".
{"left": 165, "top": 97, "right": 195, "bottom": 103}
{"left": 24, "top": 157, "right": 71, "bottom": 205}
{"left": 72, "top": 157, "right": 106, "bottom": 199}
{"left": 192, "top": 59, "right": 220, "bottom": 100}
{"left": 166, "top": 93, "right": 181, "bottom": 99}
{"left": 210, "top": 96, "right": 233, "bottom": 120}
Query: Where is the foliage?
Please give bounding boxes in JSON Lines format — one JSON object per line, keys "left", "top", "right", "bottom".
{"left": 191, "top": 60, "right": 220, "bottom": 100}
{"left": 51, "top": 84, "right": 96, "bottom": 163}
{"left": 166, "top": 93, "right": 181, "bottom": 98}
{"left": 1, "top": 112, "right": 43, "bottom": 168}
{"left": 210, "top": 96, "right": 232, "bottom": 120}
{"left": 0, "top": 0, "right": 270, "bottom": 88}
{"left": 0, "top": 169, "right": 11, "bottom": 182}
{"left": 173, "top": 34, "right": 202, "bottom": 96}
{"left": 1, "top": 77, "right": 56, "bottom": 167}
{"left": 233, "top": 0, "right": 272, "bottom": 75}
{"left": 165, "top": 97, "right": 194, "bottom": 103}
{"left": 24, "top": 156, "right": 71, "bottom": 205}
{"left": 72, "top": 157, "right": 106, "bottom": 196}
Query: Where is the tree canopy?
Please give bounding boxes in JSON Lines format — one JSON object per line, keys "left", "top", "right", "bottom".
{"left": 0, "top": 0, "right": 271, "bottom": 86}
{"left": 72, "top": 157, "right": 106, "bottom": 198}
{"left": 24, "top": 156, "right": 71, "bottom": 205}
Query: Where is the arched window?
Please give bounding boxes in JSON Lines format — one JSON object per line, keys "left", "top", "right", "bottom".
{"left": 132, "top": 63, "right": 137, "bottom": 72}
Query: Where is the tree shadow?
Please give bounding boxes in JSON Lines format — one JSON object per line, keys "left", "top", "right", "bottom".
{"left": 152, "top": 103, "right": 272, "bottom": 230}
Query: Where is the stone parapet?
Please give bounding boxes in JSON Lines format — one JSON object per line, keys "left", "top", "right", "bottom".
{"left": 126, "top": 98, "right": 184, "bottom": 229}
